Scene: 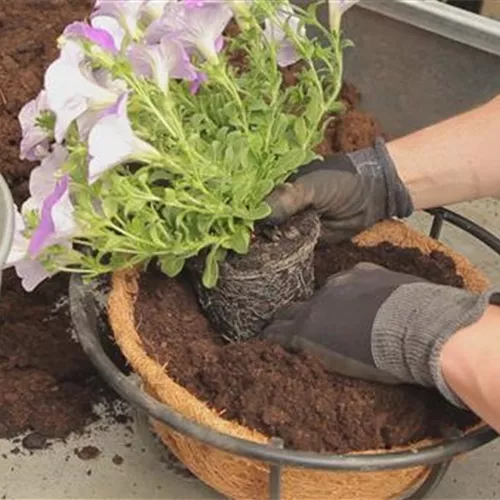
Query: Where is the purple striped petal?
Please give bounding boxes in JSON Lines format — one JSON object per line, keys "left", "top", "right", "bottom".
{"left": 264, "top": 4, "right": 305, "bottom": 68}
{"left": 64, "top": 21, "right": 118, "bottom": 54}
{"left": 190, "top": 71, "right": 207, "bottom": 95}
{"left": 128, "top": 37, "right": 197, "bottom": 91}
{"left": 145, "top": 1, "right": 232, "bottom": 61}
{"left": 28, "top": 175, "right": 70, "bottom": 257}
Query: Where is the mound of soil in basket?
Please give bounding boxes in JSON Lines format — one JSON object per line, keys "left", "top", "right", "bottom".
{"left": 0, "top": 0, "right": 129, "bottom": 445}
{"left": 135, "top": 243, "right": 479, "bottom": 454}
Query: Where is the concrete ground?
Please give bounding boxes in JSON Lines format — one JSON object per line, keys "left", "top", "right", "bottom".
{"left": 1, "top": 198, "right": 499, "bottom": 500}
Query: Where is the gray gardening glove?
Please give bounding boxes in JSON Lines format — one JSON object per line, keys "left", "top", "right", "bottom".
{"left": 262, "top": 262, "right": 500, "bottom": 407}
{"left": 265, "top": 138, "right": 413, "bottom": 242}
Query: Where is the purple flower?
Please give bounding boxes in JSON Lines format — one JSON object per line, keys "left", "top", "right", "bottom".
{"left": 28, "top": 175, "right": 76, "bottom": 258}
{"left": 14, "top": 259, "right": 53, "bottom": 292}
{"left": 44, "top": 40, "right": 125, "bottom": 142}
{"left": 3, "top": 210, "right": 52, "bottom": 292}
{"left": 128, "top": 37, "right": 198, "bottom": 92}
{"left": 91, "top": 15, "right": 126, "bottom": 51}
{"left": 19, "top": 90, "right": 51, "bottom": 161}
{"left": 91, "top": 0, "right": 147, "bottom": 40}
{"left": 88, "top": 93, "right": 162, "bottom": 184}
{"left": 190, "top": 71, "right": 208, "bottom": 95}
{"left": 146, "top": 0, "right": 232, "bottom": 61}
{"left": 63, "top": 21, "right": 119, "bottom": 53}
{"left": 5, "top": 146, "right": 75, "bottom": 290}
{"left": 28, "top": 145, "right": 69, "bottom": 207}
{"left": 263, "top": 4, "right": 305, "bottom": 68}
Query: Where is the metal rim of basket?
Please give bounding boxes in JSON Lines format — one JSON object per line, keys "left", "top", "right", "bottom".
{"left": 70, "top": 207, "right": 499, "bottom": 495}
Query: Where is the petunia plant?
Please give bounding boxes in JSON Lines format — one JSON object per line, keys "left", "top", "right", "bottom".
{"left": 6, "top": 0, "right": 358, "bottom": 292}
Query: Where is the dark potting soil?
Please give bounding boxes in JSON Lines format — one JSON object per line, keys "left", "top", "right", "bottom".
{"left": 74, "top": 445, "right": 101, "bottom": 461}
{"left": 0, "top": 270, "right": 118, "bottom": 442}
{"left": 0, "top": 0, "right": 128, "bottom": 446}
{"left": 314, "top": 240, "right": 465, "bottom": 289}
{"left": 135, "top": 243, "right": 479, "bottom": 454}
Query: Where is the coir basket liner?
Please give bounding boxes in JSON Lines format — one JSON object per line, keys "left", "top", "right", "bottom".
{"left": 107, "top": 219, "right": 490, "bottom": 500}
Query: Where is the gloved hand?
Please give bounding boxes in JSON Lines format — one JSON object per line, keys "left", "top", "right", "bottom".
{"left": 262, "top": 262, "right": 500, "bottom": 407}
{"left": 265, "top": 138, "right": 414, "bottom": 242}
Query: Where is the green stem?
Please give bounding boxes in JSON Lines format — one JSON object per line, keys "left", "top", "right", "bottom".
{"left": 302, "top": 33, "right": 344, "bottom": 149}
{"left": 213, "top": 64, "right": 249, "bottom": 133}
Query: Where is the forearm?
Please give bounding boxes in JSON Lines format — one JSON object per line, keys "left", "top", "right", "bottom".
{"left": 440, "top": 304, "right": 500, "bottom": 432}
{"left": 387, "top": 95, "right": 500, "bottom": 210}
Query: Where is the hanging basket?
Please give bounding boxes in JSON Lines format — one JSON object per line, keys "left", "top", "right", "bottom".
{"left": 104, "top": 218, "right": 491, "bottom": 500}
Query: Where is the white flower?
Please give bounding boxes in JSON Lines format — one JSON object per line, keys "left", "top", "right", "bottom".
{"left": 328, "top": 0, "right": 359, "bottom": 31}
{"left": 88, "top": 92, "right": 162, "bottom": 183}
{"left": 146, "top": 0, "right": 232, "bottom": 61}
{"left": 27, "top": 175, "right": 77, "bottom": 258}
{"left": 4, "top": 209, "right": 52, "bottom": 292}
{"left": 44, "top": 40, "right": 124, "bottom": 142}
{"left": 91, "top": 0, "right": 147, "bottom": 40}
{"left": 264, "top": 4, "right": 305, "bottom": 68}
{"left": 19, "top": 90, "right": 51, "bottom": 161}
{"left": 128, "top": 36, "right": 197, "bottom": 92}
{"left": 28, "top": 144, "right": 68, "bottom": 207}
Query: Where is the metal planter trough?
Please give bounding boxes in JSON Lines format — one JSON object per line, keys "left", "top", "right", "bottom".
{"left": 341, "top": 0, "right": 500, "bottom": 139}
{"left": 0, "top": 174, "right": 14, "bottom": 293}
{"left": 70, "top": 2, "right": 500, "bottom": 499}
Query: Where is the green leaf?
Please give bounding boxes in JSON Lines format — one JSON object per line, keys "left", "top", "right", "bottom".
{"left": 102, "top": 198, "right": 118, "bottom": 218}
{"left": 305, "top": 91, "right": 323, "bottom": 125}
{"left": 223, "top": 143, "right": 235, "bottom": 168}
{"left": 342, "top": 38, "right": 355, "bottom": 50}
{"left": 159, "top": 255, "right": 186, "bottom": 277}
{"left": 273, "top": 137, "right": 290, "bottom": 155}
{"left": 306, "top": 0, "right": 323, "bottom": 21}
{"left": 163, "top": 188, "right": 177, "bottom": 204}
{"left": 293, "top": 117, "right": 308, "bottom": 145}
{"left": 248, "top": 134, "right": 264, "bottom": 155}
{"left": 248, "top": 202, "right": 271, "bottom": 221}
{"left": 327, "top": 100, "right": 345, "bottom": 114}
{"left": 222, "top": 226, "right": 250, "bottom": 254}
{"left": 202, "top": 246, "right": 225, "bottom": 288}
{"left": 276, "top": 149, "right": 307, "bottom": 177}
{"left": 35, "top": 110, "right": 56, "bottom": 134}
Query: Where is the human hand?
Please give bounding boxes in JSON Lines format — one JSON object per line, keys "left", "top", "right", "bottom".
{"left": 262, "top": 262, "right": 498, "bottom": 407}
{"left": 265, "top": 138, "right": 414, "bottom": 243}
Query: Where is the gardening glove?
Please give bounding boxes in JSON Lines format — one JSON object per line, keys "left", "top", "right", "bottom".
{"left": 262, "top": 262, "right": 500, "bottom": 407}
{"left": 265, "top": 138, "right": 414, "bottom": 243}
